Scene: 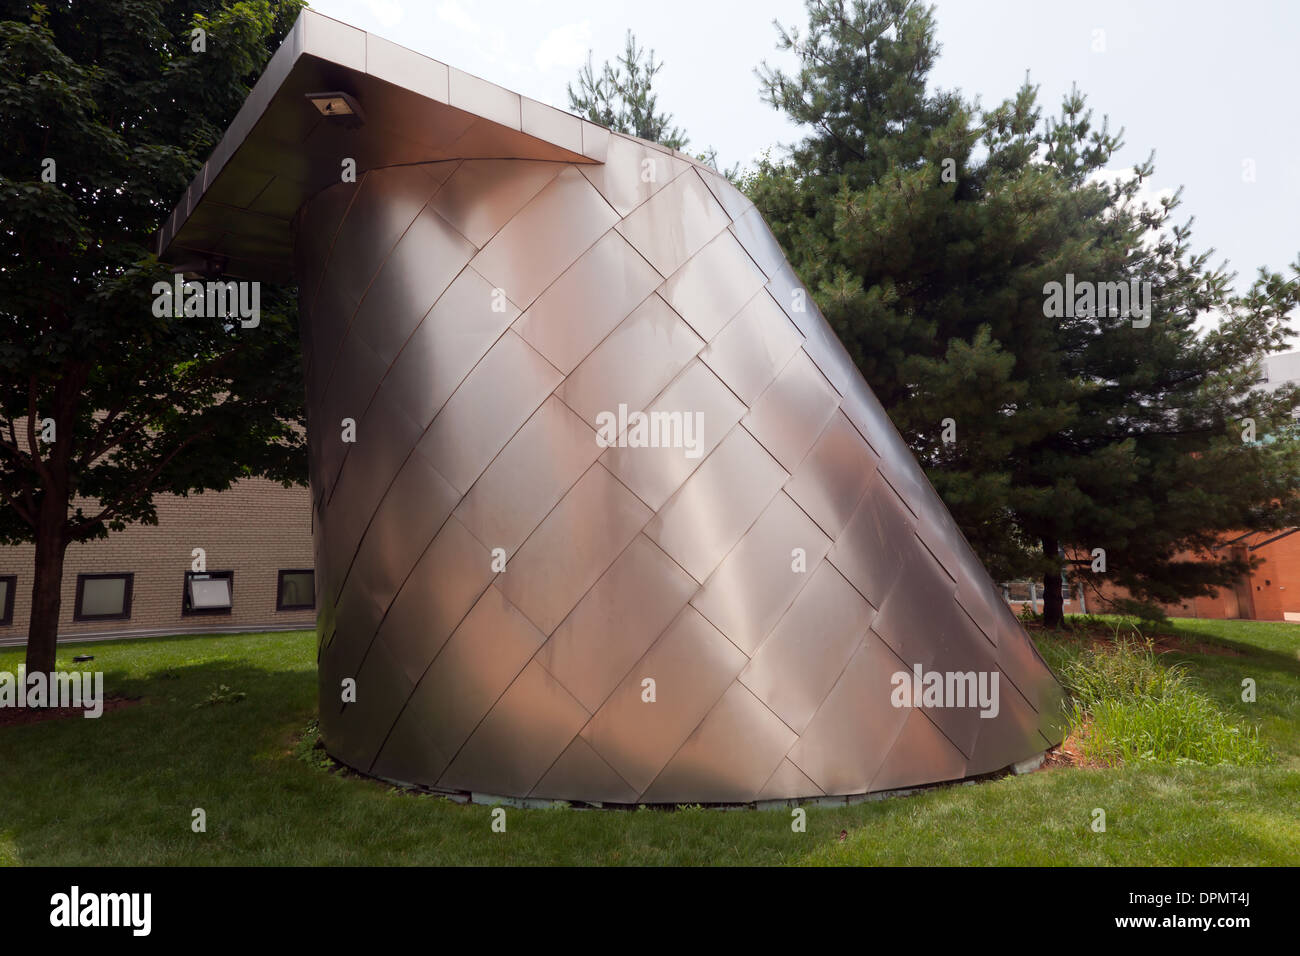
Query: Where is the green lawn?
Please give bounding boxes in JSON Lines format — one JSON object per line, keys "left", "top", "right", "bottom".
{"left": 1, "top": 617, "right": 1297, "bottom": 866}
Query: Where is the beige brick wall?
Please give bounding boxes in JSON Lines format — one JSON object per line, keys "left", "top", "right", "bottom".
{"left": 0, "top": 478, "right": 316, "bottom": 642}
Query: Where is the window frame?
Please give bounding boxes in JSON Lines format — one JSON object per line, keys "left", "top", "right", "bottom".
{"left": 0, "top": 574, "right": 15, "bottom": 626}
{"left": 181, "top": 570, "right": 235, "bottom": 617}
{"left": 276, "top": 569, "right": 315, "bottom": 611}
{"left": 73, "top": 572, "right": 134, "bottom": 622}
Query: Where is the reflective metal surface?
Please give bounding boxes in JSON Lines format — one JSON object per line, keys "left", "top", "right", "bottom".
{"left": 599, "top": 360, "right": 746, "bottom": 510}
{"left": 643, "top": 427, "right": 789, "bottom": 583}
{"left": 739, "top": 560, "right": 874, "bottom": 734}
{"left": 555, "top": 293, "right": 703, "bottom": 428}
{"left": 414, "top": 330, "right": 561, "bottom": 494}
{"left": 495, "top": 463, "right": 652, "bottom": 635}
{"left": 700, "top": 290, "right": 805, "bottom": 405}
{"left": 514, "top": 230, "right": 661, "bottom": 374}
{"left": 659, "top": 231, "right": 771, "bottom": 343}
{"left": 688, "top": 491, "right": 831, "bottom": 654}
{"left": 454, "top": 396, "right": 602, "bottom": 557}
{"left": 614, "top": 168, "right": 731, "bottom": 276}
{"left": 160, "top": 9, "right": 1065, "bottom": 803}
{"left": 742, "top": 349, "right": 841, "bottom": 471}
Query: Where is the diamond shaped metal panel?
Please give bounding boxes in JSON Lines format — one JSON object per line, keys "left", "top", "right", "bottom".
{"left": 536, "top": 534, "right": 698, "bottom": 713}
{"left": 471, "top": 166, "right": 620, "bottom": 309}
{"left": 644, "top": 426, "right": 789, "bottom": 583}
{"left": 758, "top": 759, "right": 825, "bottom": 801}
{"left": 579, "top": 606, "right": 748, "bottom": 795}
{"left": 162, "top": 10, "right": 1065, "bottom": 804}
{"left": 513, "top": 230, "right": 662, "bottom": 374}
{"left": 740, "top": 561, "right": 875, "bottom": 734}
{"left": 657, "top": 230, "right": 769, "bottom": 341}
{"left": 599, "top": 359, "right": 746, "bottom": 511}
{"left": 700, "top": 289, "right": 804, "bottom": 405}
{"left": 415, "top": 329, "right": 561, "bottom": 494}
{"left": 349, "top": 204, "right": 476, "bottom": 365}
{"left": 428, "top": 159, "right": 561, "bottom": 248}
{"left": 530, "top": 737, "right": 639, "bottom": 804}
{"left": 453, "top": 396, "right": 601, "bottom": 558}
{"left": 555, "top": 293, "right": 703, "bottom": 428}
{"left": 869, "top": 709, "right": 968, "bottom": 792}
{"left": 495, "top": 463, "right": 652, "bottom": 635}
{"left": 339, "top": 448, "right": 459, "bottom": 622}
{"left": 688, "top": 491, "right": 831, "bottom": 654}
{"left": 370, "top": 516, "right": 494, "bottom": 686}
{"left": 382, "top": 585, "right": 545, "bottom": 775}
{"left": 786, "top": 634, "right": 912, "bottom": 795}
{"left": 578, "top": 133, "right": 687, "bottom": 217}
{"left": 641, "top": 683, "right": 796, "bottom": 804}
{"left": 614, "top": 168, "right": 731, "bottom": 276}
{"left": 827, "top": 469, "right": 917, "bottom": 607}
{"left": 784, "top": 411, "right": 880, "bottom": 539}
{"left": 438, "top": 660, "right": 590, "bottom": 797}
{"left": 381, "top": 265, "right": 520, "bottom": 431}
{"left": 742, "top": 349, "right": 842, "bottom": 471}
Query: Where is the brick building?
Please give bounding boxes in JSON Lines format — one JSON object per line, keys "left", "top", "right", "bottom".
{"left": 0, "top": 478, "right": 315, "bottom": 644}
{"left": 1101, "top": 529, "right": 1300, "bottom": 622}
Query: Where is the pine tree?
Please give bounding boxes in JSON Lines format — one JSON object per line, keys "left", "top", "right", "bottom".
{"left": 568, "top": 29, "right": 736, "bottom": 178}
{"left": 748, "top": 0, "right": 1300, "bottom": 625}
{"left": 568, "top": 30, "right": 688, "bottom": 148}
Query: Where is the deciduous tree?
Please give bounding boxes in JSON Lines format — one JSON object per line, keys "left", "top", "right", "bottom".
{"left": 0, "top": 0, "right": 308, "bottom": 672}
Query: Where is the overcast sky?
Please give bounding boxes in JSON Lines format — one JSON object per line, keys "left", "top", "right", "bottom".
{"left": 309, "top": 0, "right": 1299, "bottom": 314}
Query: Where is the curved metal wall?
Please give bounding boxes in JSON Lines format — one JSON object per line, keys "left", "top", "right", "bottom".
{"left": 295, "top": 145, "right": 1065, "bottom": 804}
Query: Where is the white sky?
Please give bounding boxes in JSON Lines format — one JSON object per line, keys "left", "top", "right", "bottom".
{"left": 310, "top": 0, "right": 1299, "bottom": 321}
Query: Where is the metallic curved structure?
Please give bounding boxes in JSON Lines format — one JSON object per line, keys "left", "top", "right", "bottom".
{"left": 159, "top": 10, "right": 1064, "bottom": 804}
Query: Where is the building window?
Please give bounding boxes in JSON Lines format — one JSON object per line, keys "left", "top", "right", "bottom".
{"left": 277, "top": 569, "right": 315, "bottom": 611}
{"left": 0, "top": 575, "right": 15, "bottom": 626}
{"left": 182, "top": 571, "right": 234, "bottom": 616}
{"left": 74, "top": 573, "right": 133, "bottom": 622}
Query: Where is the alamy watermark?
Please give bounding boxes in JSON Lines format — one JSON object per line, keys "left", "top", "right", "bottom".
{"left": 0, "top": 668, "right": 105, "bottom": 718}
{"left": 50, "top": 886, "right": 150, "bottom": 936}
{"left": 594, "top": 404, "right": 704, "bottom": 459}
{"left": 151, "top": 273, "right": 260, "bottom": 327}
{"left": 890, "top": 664, "right": 1000, "bottom": 718}
{"left": 1042, "top": 273, "right": 1151, "bottom": 328}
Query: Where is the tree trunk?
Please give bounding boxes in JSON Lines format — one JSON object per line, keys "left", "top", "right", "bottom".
{"left": 25, "top": 502, "right": 68, "bottom": 675}
{"left": 1041, "top": 536, "right": 1064, "bottom": 629}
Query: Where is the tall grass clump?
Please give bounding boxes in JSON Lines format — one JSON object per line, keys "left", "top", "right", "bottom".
{"left": 1059, "top": 638, "right": 1272, "bottom": 767}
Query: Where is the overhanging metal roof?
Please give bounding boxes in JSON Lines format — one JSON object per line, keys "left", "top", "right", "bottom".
{"left": 156, "top": 9, "right": 635, "bottom": 282}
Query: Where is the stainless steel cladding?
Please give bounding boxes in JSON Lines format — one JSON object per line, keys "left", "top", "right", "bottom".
{"left": 159, "top": 9, "right": 1065, "bottom": 804}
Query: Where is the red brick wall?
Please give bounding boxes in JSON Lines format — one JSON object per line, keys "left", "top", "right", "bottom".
{"left": 0, "top": 478, "right": 316, "bottom": 641}
{"left": 1247, "top": 531, "right": 1300, "bottom": 621}
{"left": 1081, "top": 530, "right": 1300, "bottom": 621}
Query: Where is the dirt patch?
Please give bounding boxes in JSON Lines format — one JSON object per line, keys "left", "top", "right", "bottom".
{"left": 1041, "top": 722, "right": 1105, "bottom": 770}
{"left": 0, "top": 694, "right": 139, "bottom": 728}
{"left": 1043, "top": 737, "right": 1086, "bottom": 769}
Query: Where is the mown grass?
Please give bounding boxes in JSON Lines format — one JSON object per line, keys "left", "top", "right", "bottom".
{"left": 0, "top": 615, "right": 1296, "bottom": 866}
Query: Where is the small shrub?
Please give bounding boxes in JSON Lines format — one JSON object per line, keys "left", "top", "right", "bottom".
{"left": 1059, "top": 639, "right": 1271, "bottom": 767}
{"left": 292, "top": 718, "right": 335, "bottom": 772}
{"left": 194, "top": 684, "right": 245, "bottom": 708}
